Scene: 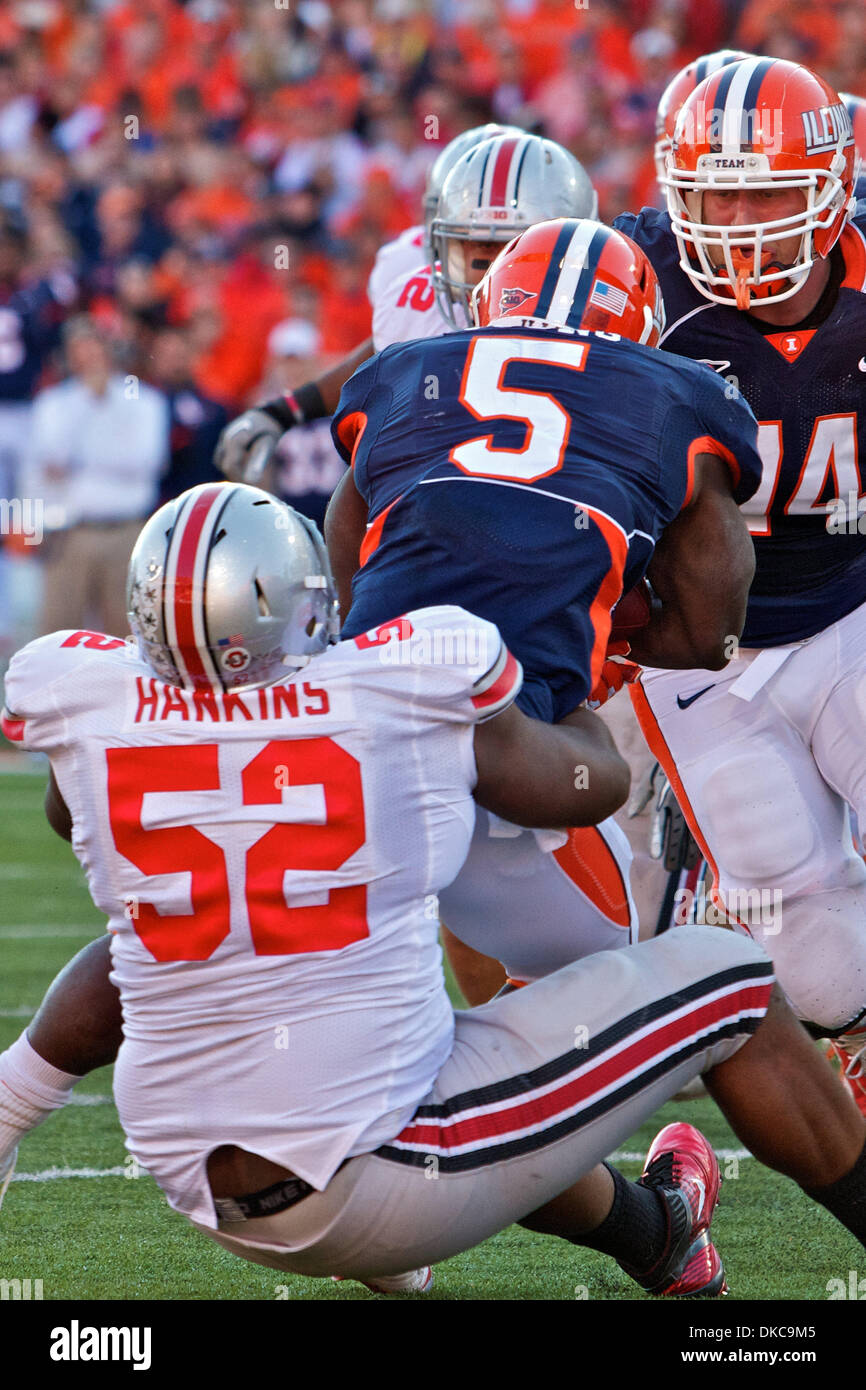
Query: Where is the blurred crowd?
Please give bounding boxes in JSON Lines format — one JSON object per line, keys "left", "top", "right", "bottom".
{"left": 0, "top": 0, "right": 864, "bottom": 651}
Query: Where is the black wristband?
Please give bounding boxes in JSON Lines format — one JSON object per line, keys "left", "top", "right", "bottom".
{"left": 260, "top": 382, "right": 328, "bottom": 432}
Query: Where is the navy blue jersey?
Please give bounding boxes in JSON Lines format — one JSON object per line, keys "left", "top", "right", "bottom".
{"left": 616, "top": 206, "right": 866, "bottom": 646}
{"left": 157, "top": 386, "right": 228, "bottom": 506}
{"left": 0, "top": 275, "right": 70, "bottom": 403}
{"left": 332, "top": 324, "right": 761, "bottom": 723}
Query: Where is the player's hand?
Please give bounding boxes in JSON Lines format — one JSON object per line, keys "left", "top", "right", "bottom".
{"left": 586, "top": 642, "right": 640, "bottom": 709}
{"left": 214, "top": 409, "right": 286, "bottom": 484}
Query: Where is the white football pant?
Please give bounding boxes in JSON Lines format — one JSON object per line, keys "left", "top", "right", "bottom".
{"left": 633, "top": 598, "right": 866, "bottom": 1032}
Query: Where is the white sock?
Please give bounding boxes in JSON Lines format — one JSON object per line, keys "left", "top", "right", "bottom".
{"left": 0, "top": 1032, "right": 81, "bottom": 1159}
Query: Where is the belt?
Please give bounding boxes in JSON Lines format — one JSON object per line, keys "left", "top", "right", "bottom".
{"left": 213, "top": 1172, "right": 316, "bottom": 1224}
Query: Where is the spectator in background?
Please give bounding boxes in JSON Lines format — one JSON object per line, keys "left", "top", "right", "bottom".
{"left": 0, "top": 0, "right": 858, "bottom": 656}
{"left": 0, "top": 222, "right": 73, "bottom": 501}
{"left": 0, "top": 220, "right": 75, "bottom": 651}
{"left": 149, "top": 325, "right": 226, "bottom": 505}
{"left": 258, "top": 317, "right": 346, "bottom": 531}
{"left": 27, "top": 314, "right": 168, "bottom": 638}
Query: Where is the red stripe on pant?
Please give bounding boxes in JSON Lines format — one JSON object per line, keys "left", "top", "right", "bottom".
{"left": 393, "top": 980, "right": 772, "bottom": 1152}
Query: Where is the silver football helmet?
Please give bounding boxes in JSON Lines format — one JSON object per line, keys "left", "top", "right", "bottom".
{"left": 126, "top": 482, "right": 339, "bottom": 693}
{"left": 422, "top": 122, "right": 524, "bottom": 264}
{"left": 431, "top": 133, "right": 599, "bottom": 324}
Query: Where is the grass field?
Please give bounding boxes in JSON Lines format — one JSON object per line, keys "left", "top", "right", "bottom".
{"left": 0, "top": 766, "right": 860, "bottom": 1303}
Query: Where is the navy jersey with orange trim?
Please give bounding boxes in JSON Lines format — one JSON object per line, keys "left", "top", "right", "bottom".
{"left": 333, "top": 325, "right": 761, "bottom": 723}
{"left": 616, "top": 206, "right": 866, "bottom": 646}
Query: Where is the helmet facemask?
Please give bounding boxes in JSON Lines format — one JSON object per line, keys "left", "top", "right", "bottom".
{"left": 666, "top": 158, "right": 850, "bottom": 308}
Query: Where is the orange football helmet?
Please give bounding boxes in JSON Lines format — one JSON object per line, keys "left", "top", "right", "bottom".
{"left": 654, "top": 50, "right": 752, "bottom": 185}
{"left": 471, "top": 218, "right": 665, "bottom": 347}
{"left": 665, "top": 56, "right": 856, "bottom": 309}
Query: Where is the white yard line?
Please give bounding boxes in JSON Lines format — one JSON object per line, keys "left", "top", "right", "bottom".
{"left": 9, "top": 1148, "right": 754, "bottom": 1183}
{"left": 610, "top": 1148, "right": 750, "bottom": 1163}
{"left": 0, "top": 925, "right": 100, "bottom": 939}
{"left": 12, "top": 1165, "right": 133, "bottom": 1182}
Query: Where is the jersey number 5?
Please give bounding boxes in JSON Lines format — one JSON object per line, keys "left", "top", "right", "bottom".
{"left": 106, "top": 739, "right": 367, "bottom": 962}
{"left": 451, "top": 335, "right": 590, "bottom": 483}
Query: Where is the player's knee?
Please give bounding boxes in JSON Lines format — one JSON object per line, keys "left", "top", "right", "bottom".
{"left": 750, "top": 887, "right": 866, "bottom": 1033}
{"left": 703, "top": 751, "right": 817, "bottom": 882}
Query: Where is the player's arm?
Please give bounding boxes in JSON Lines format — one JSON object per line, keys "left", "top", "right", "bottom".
{"left": 627, "top": 453, "right": 755, "bottom": 670}
{"left": 215, "top": 338, "right": 375, "bottom": 483}
{"left": 324, "top": 468, "right": 368, "bottom": 617}
{"left": 473, "top": 701, "right": 630, "bottom": 828}
{"left": 45, "top": 766, "right": 72, "bottom": 842}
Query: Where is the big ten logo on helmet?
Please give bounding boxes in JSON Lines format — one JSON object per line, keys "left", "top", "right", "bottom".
{"left": 674, "top": 104, "right": 783, "bottom": 156}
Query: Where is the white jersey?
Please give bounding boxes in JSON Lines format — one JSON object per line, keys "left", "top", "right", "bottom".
{"left": 367, "top": 224, "right": 467, "bottom": 350}
{"left": 2, "top": 608, "right": 521, "bottom": 1227}
{"left": 367, "top": 224, "right": 427, "bottom": 310}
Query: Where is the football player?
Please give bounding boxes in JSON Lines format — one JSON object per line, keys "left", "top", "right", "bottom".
{"left": 3, "top": 482, "right": 866, "bottom": 1298}
{"left": 223, "top": 132, "right": 606, "bottom": 1004}
{"left": 324, "top": 217, "right": 761, "bottom": 989}
{"left": 367, "top": 121, "right": 525, "bottom": 351}
{"left": 614, "top": 57, "right": 866, "bottom": 1107}
{"left": 215, "top": 130, "right": 597, "bottom": 484}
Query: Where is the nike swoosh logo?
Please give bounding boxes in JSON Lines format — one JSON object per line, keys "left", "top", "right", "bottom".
{"left": 698, "top": 359, "right": 731, "bottom": 374}
{"left": 694, "top": 1178, "right": 706, "bottom": 1222}
{"left": 676, "top": 684, "right": 715, "bottom": 710}
{"left": 859, "top": 357, "right": 866, "bottom": 372}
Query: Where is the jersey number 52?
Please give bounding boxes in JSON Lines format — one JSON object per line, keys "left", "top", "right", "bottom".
{"left": 106, "top": 739, "right": 367, "bottom": 962}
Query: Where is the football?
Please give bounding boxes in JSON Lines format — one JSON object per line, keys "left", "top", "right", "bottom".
{"left": 610, "top": 578, "right": 653, "bottom": 639}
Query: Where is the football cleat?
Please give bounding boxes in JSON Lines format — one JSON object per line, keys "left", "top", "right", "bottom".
{"left": 0, "top": 1145, "right": 17, "bottom": 1212}
{"left": 620, "top": 1122, "right": 726, "bottom": 1297}
{"left": 826, "top": 1034, "right": 866, "bottom": 1117}
{"left": 332, "top": 1266, "right": 434, "bottom": 1295}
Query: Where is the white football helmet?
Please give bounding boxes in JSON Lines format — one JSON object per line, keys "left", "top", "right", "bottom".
{"left": 431, "top": 132, "right": 598, "bottom": 324}
{"left": 422, "top": 123, "right": 524, "bottom": 265}
{"left": 126, "top": 482, "right": 339, "bottom": 693}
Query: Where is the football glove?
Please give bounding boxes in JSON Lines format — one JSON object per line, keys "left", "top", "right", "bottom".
{"left": 587, "top": 641, "right": 640, "bottom": 709}
{"left": 214, "top": 408, "right": 287, "bottom": 484}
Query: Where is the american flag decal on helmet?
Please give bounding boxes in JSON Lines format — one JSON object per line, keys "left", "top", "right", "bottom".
{"left": 589, "top": 281, "right": 628, "bottom": 315}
